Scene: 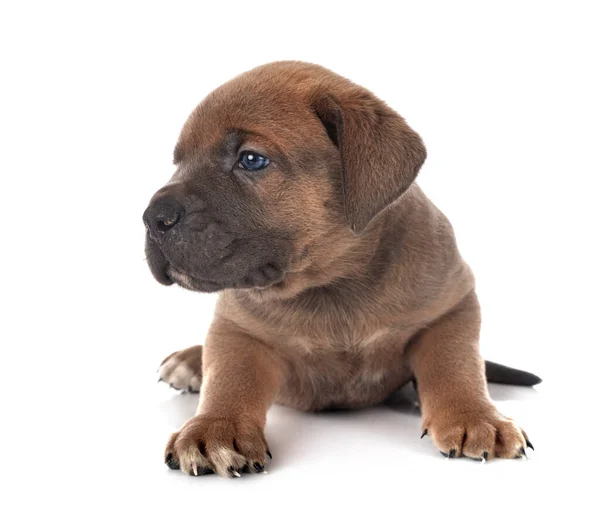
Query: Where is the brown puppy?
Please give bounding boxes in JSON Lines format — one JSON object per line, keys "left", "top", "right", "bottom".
{"left": 144, "top": 61, "right": 540, "bottom": 477}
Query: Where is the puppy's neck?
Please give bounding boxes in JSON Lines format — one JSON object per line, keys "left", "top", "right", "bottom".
{"left": 236, "top": 206, "right": 397, "bottom": 306}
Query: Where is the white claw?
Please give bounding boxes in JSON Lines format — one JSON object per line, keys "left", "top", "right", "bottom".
{"left": 481, "top": 457, "right": 486, "bottom": 464}
{"left": 232, "top": 470, "right": 241, "bottom": 478}
{"left": 263, "top": 470, "right": 268, "bottom": 475}
{"left": 192, "top": 463, "right": 198, "bottom": 476}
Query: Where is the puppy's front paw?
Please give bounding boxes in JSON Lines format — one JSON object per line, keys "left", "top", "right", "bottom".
{"left": 158, "top": 345, "right": 203, "bottom": 392}
{"left": 422, "top": 407, "right": 533, "bottom": 461}
{"left": 164, "top": 415, "right": 271, "bottom": 477}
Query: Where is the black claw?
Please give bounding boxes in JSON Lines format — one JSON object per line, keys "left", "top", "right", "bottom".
{"left": 421, "top": 429, "right": 428, "bottom": 439}
{"left": 158, "top": 378, "right": 162, "bottom": 383}
{"left": 440, "top": 451, "right": 449, "bottom": 458}
{"left": 519, "top": 446, "right": 526, "bottom": 456}
{"left": 266, "top": 450, "right": 272, "bottom": 460}
{"left": 253, "top": 462, "right": 264, "bottom": 473}
{"left": 165, "top": 453, "right": 180, "bottom": 470}
{"left": 448, "top": 449, "right": 457, "bottom": 458}
{"left": 188, "top": 385, "right": 193, "bottom": 393}
{"left": 526, "top": 439, "right": 534, "bottom": 451}
{"left": 482, "top": 451, "right": 489, "bottom": 461}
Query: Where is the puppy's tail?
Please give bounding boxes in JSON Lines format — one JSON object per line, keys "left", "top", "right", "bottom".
{"left": 485, "top": 360, "right": 542, "bottom": 386}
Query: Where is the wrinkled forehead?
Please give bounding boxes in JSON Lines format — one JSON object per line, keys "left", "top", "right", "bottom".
{"left": 174, "top": 77, "right": 322, "bottom": 163}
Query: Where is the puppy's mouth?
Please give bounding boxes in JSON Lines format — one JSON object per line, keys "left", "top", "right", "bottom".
{"left": 144, "top": 234, "right": 174, "bottom": 286}
{"left": 167, "top": 267, "right": 225, "bottom": 292}
{"left": 144, "top": 233, "right": 286, "bottom": 293}
{"left": 167, "top": 264, "right": 285, "bottom": 293}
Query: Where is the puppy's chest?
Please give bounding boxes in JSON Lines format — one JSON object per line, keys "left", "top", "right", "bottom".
{"left": 275, "top": 328, "right": 412, "bottom": 411}
{"left": 284, "top": 326, "right": 393, "bottom": 357}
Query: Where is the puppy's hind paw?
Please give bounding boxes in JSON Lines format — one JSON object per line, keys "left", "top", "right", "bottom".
{"left": 158, "top": 345, "right": 203, "bottom": 392}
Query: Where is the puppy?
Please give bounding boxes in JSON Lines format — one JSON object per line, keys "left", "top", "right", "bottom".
{"left": 144, "top": 61, "right": 540, "bottom": 477}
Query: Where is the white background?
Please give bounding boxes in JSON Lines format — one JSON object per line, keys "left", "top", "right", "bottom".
{"left": 1, "top": 1, "right": 598, "bottom": 508}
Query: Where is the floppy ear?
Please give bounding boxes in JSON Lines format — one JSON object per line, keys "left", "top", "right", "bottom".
{"left": 313, "top": 90, "right": 426, "bottom": 233}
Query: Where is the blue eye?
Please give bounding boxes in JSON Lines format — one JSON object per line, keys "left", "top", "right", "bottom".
{"left": 238, "top": 151, "right": 270, "bottom": 171}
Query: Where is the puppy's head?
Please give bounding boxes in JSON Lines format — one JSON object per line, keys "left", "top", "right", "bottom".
{"left": 144, "top": 62, "right": 426, "bottom": 298}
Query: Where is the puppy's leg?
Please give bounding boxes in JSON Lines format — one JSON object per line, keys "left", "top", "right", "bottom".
{"left": 407, "top": 291, "right": 531, "bottom": 460}
{"left": 164, "top": 320, "right": 284, "bottom": 477}
{"left": 158, "top": 345, "right": 203, "bottom": 392}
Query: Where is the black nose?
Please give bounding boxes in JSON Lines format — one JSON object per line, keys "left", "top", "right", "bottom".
{"left": 143, "top": 196, "right": 184, "bottom": 236}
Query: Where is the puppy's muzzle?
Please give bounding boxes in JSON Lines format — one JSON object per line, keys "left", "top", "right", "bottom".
{"left": 143, "top": 184, "right": 291, "bottom": 292}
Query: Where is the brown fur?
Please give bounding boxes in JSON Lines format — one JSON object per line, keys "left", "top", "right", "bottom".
{"left": 148, "top": 61, "right": 534, "bottom": 477}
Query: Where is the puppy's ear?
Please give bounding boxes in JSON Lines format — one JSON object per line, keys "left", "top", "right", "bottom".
{"left": 313, "top": 90, "right": 426, "bottom": 233}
